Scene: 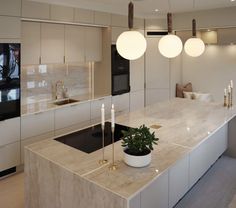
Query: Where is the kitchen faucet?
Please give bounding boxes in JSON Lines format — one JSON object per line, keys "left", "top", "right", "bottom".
{"left": 55, "top": 80, "right": 68, "bottom": 100}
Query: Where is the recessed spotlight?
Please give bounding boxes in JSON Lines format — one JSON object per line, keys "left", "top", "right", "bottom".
{"left": 231, "top": 0, "right": 235, "bottom": 2}
{"left": 155, "top": 9, "right": 159, "bottom": 12}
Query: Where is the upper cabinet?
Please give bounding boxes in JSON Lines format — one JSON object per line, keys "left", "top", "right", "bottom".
{"left": 85, "top": 27, "right": 102, "bottom": 62}
{"left": 41, "top": 23, "right": 65, "bottom": 64}
{"left": 0, "top": 0, "right": 21, "bottom": 16}
{"left": 22, "top": 0, "right": 50, "bottom": 20}
{"left": 65, "top": 25, "right": 85, "bottom": 63}
{"left": 22, "top": 22, "right": 102, "bottom": 65}
{"left": 21, "top": 21, "right": 41, "bottom": 65}
{"left": 50, "top": 5, "right": 74, "bottom": 22}
{"left": 74, "top": 8, "right": 94, "bottom": 24}
{"left": 94, "top": 11, "right": 111, "bottom": 26}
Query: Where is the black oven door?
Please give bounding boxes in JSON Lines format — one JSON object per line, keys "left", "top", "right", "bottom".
{"left": 112, "top": 74, "right": 130, "bottom": 96}
{"left": 0, "top": 88, "right": 20, "bottom": 121}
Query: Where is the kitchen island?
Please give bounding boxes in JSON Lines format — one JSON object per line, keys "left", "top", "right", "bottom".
{"left": 25, "top": 98, "right": 236, "bottom": 208}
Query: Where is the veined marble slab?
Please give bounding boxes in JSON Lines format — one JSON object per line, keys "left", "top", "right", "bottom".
{"left": 25, "top": 98, "right": 236, "bottom": 207}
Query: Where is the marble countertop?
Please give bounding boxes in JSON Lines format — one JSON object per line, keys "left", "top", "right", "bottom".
{"left": 21, "top": 93, "right": 111, "bottom": 116}
{"left": 26, "top": 98, "right": 236, "bottom": 200}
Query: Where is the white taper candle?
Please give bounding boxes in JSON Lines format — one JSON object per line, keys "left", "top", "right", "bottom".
{"left": 231, "top": 80, "right": 233, "bottom": 88}
{"left": 101, "top": 104, "right": 105, "bottom": 126}
{"left": 111, "top": 104, "right": 115, "bottom": 128}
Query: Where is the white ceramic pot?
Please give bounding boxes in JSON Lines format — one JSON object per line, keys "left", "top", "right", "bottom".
{"left": 124, "top": 150, "right": 151, "bottom": 168}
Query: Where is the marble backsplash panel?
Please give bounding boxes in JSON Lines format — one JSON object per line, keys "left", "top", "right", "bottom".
{"left": 21, "top": 63, "right": 91, "bottom": 105}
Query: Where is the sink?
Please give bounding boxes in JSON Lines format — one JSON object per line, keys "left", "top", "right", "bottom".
{"left": 53, "top": 98, "right": 79, "bottom": 106}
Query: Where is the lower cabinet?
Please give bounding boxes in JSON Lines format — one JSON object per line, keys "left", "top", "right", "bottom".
{"left": 112, "top": 93, "right": 130, "bottom": 116}
{"left": 189, "top": 124, "right": 228, "bottom": 188}
{"left": 169, "top": 155, "right": 189, "bottom": 208}
{"left": 130, "top": 90, "right": 144, "bottom": 112}
{"left": 141, "top": 171, "right": 169, "bottom": 208}
{"left": 91, "top": 96, "right": 112, "bottom": 124}
{"left": 0, "top": 142, "right": 20, "bottom": 172}
{"left": 55, "top": 101, "right": 91, "bottom": 136}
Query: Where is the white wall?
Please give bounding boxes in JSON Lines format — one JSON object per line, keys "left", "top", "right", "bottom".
{"left": 182, "top": 45, "right": 236, "bottom": 102}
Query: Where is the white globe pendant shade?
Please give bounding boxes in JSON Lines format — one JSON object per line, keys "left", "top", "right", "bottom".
{"left": 158, "top": 34, "right": 183, "bottom": 58}
{"left": 184, "top": 38, "right": 205, "bottom": 57}
{"left": 116, "top": 31, "right": 147, "bottom": 60}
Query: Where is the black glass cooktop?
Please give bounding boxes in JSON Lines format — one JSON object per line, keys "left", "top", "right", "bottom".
{"left": 54, "top": 122, "right": 130, "bottom": 153}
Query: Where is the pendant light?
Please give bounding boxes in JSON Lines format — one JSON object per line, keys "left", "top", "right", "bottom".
{"left": 184, "top": 19, "right": 205, "bottom": 57}
{"left": 116, "top": 2, "right": 147, "bottom": 60}
{"left": 158, "top": 13, "right": 183, "bottom": 58}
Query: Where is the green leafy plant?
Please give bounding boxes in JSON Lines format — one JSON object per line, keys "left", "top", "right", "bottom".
{"left": 121, "top": 125, "right": 159, "bottom": 156}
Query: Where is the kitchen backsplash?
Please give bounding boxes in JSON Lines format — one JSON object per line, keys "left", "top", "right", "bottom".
{"left": 21, "top": 63, "right": 91, "bottom": 105}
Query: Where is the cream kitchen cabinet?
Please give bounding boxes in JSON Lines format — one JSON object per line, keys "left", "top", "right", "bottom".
{"left": 0, "top": 16, "right": 20, "bottom": 39}
{"left": 169, "top": 155, "right": 189, "bottom": 208}
{"left": 189, "top": 124, "right": 228, "bottom": 188}
{"left": 94, "top": 11, "right": 111, "bottom": 26}
{"left": 74, "top": 8, "right": 94, "bottom": 24}
{"left": 141, "top": 171, "right": 169, "bottom": 208}
{"left": 41, "top": 23, "right": 65, "bottom": 64}
{"left": 21, "top": 21, "right": 41, "bottom": 65}
{"left": 65, "top": 25, "right": 85, "bottom": 63}
{"left": 0, "top": 0, "right": 21, "bottom": 16}
{"left": 21, "top": 0, "right": 50, "bottom": 20}
{"left": 91, "top": 96, "right": 112, "bottom": 124}
{"left": 55, "top": 101, "right": 91, "bottom": 136}
{"left": 130, "top": 90, "right": 144, "bottom": 112}
{"left": 0, "top": 117, "right": 20, "bottom": 172}
{"left": 145, "top": 37, "right": 170, "bottom": 106}
{"left": 21, "top": 111, "right": 54, "bottom": 140}
{"left": 0, "top": 142, "right": 20, "bottom": 172}
{"left": 85, "top": 27, "right": 102, "bottom": 62}
{"left": 0, "top": 117, "right": 20, "bottom": 147}
{"left": 111, "top": 27, "right": 127, "bottom": 43}
{"left": 112, "top": 93, "right": 130, "bottom": 116}
{"left": 50, "top": 5, "right": 74, "bottom": 22}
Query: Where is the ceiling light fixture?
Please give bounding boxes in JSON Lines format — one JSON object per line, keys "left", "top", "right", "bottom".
{"left": 158, "top": 13, "right": 183, "bottom": 58}
{"left": 184, "top": 19, "right": 205, "bottom": 57}
{"left": 116, "top": 2, "right": 147, "bottom": 60}
{"left": 155, "top": 9, "right": 159, "bottom": 12}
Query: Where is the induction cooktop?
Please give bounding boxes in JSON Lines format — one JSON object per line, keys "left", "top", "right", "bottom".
{"left": 54, "top": 122, "right": 131, "bottom": 153}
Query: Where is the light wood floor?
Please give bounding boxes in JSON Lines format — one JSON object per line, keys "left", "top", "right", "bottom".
{"left": 0, "top": 172, "right": 24, "bottom": 208}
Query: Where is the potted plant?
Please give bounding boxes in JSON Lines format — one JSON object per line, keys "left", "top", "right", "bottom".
{"left": 121, "top": 125, "right": 159, "bottom": 168}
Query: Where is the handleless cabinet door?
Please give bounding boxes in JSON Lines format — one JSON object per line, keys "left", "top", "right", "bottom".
{"left": 65, "top": 25, "right": 85, "bottom": 63}
{"left": 41, "top": 23, "right": 65, "bottom": 64}
{"left": 0, "top": 117, "right": 20, "bottom": 147}
{"left": 141, "top": 171, "right": 169, "bottom": 208}
{"left": 85, "top": 27, "right": 102, "bottom": 62}
{"left": 130, "top": 90, "right": 144, "bottom": 112}
{"left": 0, "top": 142, "right": 20, "bottom": 171}
{"left": 91, "top": 96, "right": 112, "bottom": 124}
{"left": 21, "top": 21, "right": 41, "bottom": 65}
{"left": 55, "top": 101, "right": 91, "bottom": 131}
{"left": 22, "top": 0, "right": 50, "bottom": 19}
{"left": 112, "top": 93, "right": 130, "bottom": 116}
{"left": 21, "top": 111, "right": 55, "bottom": 140}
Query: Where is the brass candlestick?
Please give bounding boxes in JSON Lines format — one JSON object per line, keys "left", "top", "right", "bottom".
{"left": 231, "top": 88, "right": 233, "bottom": 107}
{"left": 224, "top": 95, "right": 227, "bottom": 107}
{"left": 99, "top": 125, "right": 108, "bottom": 165}
{"left": 109, "top": 127, "right": 117, "bottom": 170}
{"left": 228, "top": 92, "right": 231, "bottom": 109}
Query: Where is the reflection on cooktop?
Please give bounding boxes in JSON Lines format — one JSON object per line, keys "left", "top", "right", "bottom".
{"left": 54, "top": 122, "right": 131, "bottom": 153}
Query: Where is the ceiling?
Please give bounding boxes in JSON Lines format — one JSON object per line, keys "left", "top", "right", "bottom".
{"left": 32, "top": 0, "right": 236, "bottom": 18}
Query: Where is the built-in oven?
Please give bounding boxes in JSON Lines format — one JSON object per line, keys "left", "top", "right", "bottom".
{"left": 111, "top": 44, "right": 130, "bottom": 96}
{"left": 0, "top": 43, "right": 20, "bottom": 121}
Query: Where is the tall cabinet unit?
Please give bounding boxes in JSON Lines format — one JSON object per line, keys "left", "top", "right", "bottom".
{"left": 145, "top": 37, "right": 170, "bottom": 106}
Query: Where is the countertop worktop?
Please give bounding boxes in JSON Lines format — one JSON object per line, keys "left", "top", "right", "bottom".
{"left": 21, "top": 93, "right": 111, "bottom": 116}
{"left": 25, "top": 98, "right": 236, "bottom": 200}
